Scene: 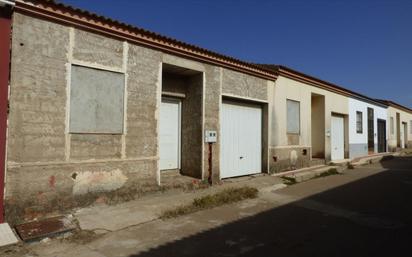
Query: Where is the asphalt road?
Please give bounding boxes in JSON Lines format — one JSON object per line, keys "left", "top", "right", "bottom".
{"left": 132, "top": 156, "right": 412, "bottom": 257}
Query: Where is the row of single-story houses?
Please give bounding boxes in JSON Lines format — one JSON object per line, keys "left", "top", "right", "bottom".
{"left": 0, "top": 0, "right": 411, "bottom": 224}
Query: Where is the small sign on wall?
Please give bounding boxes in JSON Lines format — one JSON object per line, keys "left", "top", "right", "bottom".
{"left": 205, "top": 130, "right": 217, "bottom": 143}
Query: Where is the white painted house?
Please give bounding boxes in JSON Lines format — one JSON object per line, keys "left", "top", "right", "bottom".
{"left": 348, "top": 97, "right": 388, "bottom": 158}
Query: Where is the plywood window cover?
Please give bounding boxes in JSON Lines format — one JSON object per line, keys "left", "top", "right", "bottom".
{"left": 287, "top": 99, "right": 300, "bottom": 134}
{"left": 69, "top": 65, "right": 125, "bottom": 134}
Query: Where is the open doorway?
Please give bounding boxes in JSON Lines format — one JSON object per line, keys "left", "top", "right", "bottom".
{"left": 377, "top": 119, "right": 386, "bottom": 153}
{"left": 311, "top": 93, "right": 325, "bottom": 159}
{"left": 160, "top": 63, "right": 203, "bottom": 180}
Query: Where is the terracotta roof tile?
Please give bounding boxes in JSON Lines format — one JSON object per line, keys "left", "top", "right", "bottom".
{"left": 15, "top": 0, "right": 276, "bottom": 79}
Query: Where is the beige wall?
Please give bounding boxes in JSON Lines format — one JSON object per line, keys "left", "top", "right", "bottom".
{"left": 387, "top": 106, "right": 412, "bottom": 150}
{"left": 271, "top": 76, "right": 349, "bottom": 166}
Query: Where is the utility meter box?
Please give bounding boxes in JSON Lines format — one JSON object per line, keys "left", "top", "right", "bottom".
{"left": 205, "top": 130, "right": 217, "bottom": 143}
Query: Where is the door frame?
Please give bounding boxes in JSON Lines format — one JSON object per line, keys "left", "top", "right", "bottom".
{"left": 331, "top": 114, "right": 345, "bottom": 161}
{"left": 367, "top": 107, "right": 374, "bottom": 153}
{"left": 160, "top": 97, "right": 182, "bottom": 170}
{"left": 377, "top": 119, "right": 387, "bottom": 153}
{"left": 220, "top": 100, "right": 263, "bottom": 179}
{"left": 402, "top": 122, "right": 408, "bottom": 149}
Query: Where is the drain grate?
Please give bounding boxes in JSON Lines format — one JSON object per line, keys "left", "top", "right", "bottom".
{"left": 15, "top": 216, "right": 76, "bottom": 241}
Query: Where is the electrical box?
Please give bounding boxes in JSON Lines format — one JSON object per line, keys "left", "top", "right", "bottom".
{"left": 205, "top": 130, "right": 217, "bottom": 143}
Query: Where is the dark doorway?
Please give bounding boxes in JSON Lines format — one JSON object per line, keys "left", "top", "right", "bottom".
{"left": 311, "top": 93, "right": 325, "bottom": 158}
{"left": 377, "top": 119, "right": 386, "bottom": 153}
{"left": 367, "top": 108, "right": 374, "bottom": 153}
{"left": 396, "top": 113, "right": 401, "bottom": 147}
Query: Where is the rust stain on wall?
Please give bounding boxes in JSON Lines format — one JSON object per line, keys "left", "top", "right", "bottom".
{"left": 48, "top": 175, "right": 56, "bottom": 188}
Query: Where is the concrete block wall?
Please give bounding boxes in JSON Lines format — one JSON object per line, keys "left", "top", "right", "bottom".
{"left": 270, "top": 146, "right": 311, "bottom": 173}
{"left": 181, "top": 74, "right": 203, "bottom": 178}
{"left": 222, "top": 69, "right": 268, "bottom": 100}
{"left": 6, "top": 13, "right": 160, "bottom": 222}
{"left": 7, "top": 12, "right": 69, "bottom": 163}
{"left": 5, "top": 12, "right": 270, "bottom": 222}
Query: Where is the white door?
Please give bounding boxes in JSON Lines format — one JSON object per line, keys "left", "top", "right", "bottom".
{"left": 221, "top": 101, "right": 262, "bottom": 179}
{"left": 400, "top": 125, "right": 404, "bottom": 149}
{"left": 401, "top": 123, "right": 407, "bottom": 148}
{"left": 160, "top": 98, "right": 180, "bottom": 170}
{"left": 331, "top": 115, "right": 345, "bottom": 160}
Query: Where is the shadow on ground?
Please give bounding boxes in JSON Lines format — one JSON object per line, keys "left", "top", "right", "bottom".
{"left": 127, "top": 156, "right": 412, "bottom": 257}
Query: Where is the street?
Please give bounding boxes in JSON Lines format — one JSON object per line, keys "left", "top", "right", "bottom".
{"left": 131, "top": 156, "right": 412, "bottom": 257}
{"left": 4, "top": 156, "right": 412, "bottom": 257}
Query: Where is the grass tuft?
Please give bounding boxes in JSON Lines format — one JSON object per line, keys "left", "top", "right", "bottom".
{"left": 281, "top": 176, "right": 297, "bottom": 185}
{"left": 160, "top": 186, "right": 258, "bottom": 219}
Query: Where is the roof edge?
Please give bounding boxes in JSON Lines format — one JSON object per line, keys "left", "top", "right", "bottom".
{"left": 14, "top": 0, "right": 277, "bottom": 81}
{"left": 375, "top": 99, "right": 412, "bottom": 114}
{"left": 260, "top": 64, "right": 388, "bottom": 108}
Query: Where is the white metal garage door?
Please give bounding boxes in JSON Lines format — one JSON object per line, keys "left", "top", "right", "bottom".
{"left": 160, "top": 98, "right": 181, "bottom": 170}
{"left": 220, "top": 101, "right": 262, "bottom": 178}
{"left": 331, "top": 115, "right": 345, "bottom": 160}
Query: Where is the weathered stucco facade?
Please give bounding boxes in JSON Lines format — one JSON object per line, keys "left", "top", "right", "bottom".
{"left": 386, "top": 106, "right": 412, "bottom": 151}
{"left": 5, "top": 10, "right": 271, "bottom": 223}
{"left": 270, "top": 75, "right": 349, "bottom": 173}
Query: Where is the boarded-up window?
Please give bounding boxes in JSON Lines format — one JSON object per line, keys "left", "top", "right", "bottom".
{"left": 356, "top": 111, "right": 363, "bottom": 133}
{"left": 70, "top": 65, "right": 125, "bottom": 134}
{"left": 287, "top": 99, "right": 300, "bottom": 134}
{"left": 390, "top": 117, "right": 394, "bottom": 135}
{"left": 410, "top": 121, "right": 412, "bottom": 134}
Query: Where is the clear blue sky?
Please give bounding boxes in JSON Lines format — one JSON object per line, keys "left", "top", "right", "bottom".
{"left": 60, "top": 0, "right": 412, "bottom": 108}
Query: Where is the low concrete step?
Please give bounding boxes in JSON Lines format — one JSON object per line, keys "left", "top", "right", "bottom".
{"left": 283, "top": 165, "right": 345, "bottom": 183}
{"left": 351, "top": 153, "right": 397, "bottom": 167}
{"left": 310, "top": 158, "right": 325, "bottom": 166}
{"left": 271, "top": 165, "right": 326, "bottom": 178}
{"left": 328, "top": 159, "right": 351, "bottom": 167}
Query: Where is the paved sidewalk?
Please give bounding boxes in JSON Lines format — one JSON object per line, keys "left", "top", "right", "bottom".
{"left": 75, "top": 174, "right": 283, "bottom": 233}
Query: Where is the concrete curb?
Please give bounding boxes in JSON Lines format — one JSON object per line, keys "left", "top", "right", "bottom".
{"left": 269, "top": 152, "right": 400, "bottom": 185}
{"left": 282, "top": 166, "right": 345, "bottom": 183}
